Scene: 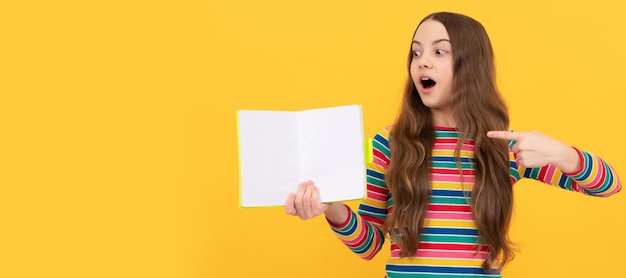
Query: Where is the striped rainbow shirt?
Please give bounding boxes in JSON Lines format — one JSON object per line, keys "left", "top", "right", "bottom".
{"left": 329, "top": 126, "right": 621, "bottom": 277}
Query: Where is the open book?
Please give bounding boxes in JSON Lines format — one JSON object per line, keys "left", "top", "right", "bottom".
{"left": 237, "top": 105, "right": 367, "bottom": 208}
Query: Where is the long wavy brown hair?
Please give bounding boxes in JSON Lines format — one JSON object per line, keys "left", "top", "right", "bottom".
{"left": 383, "top": 12, "right": 514, "bottom": 272}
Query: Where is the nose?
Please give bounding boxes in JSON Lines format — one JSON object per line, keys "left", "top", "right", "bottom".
{"left": 418, "top": 57, "right": 432, "bottom": 69}
{"left": 417, "top": 49, "right": 436, "bottom": 69}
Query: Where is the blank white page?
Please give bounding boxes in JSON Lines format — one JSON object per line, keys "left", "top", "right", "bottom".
{"left": 237, "top": 110, "right": 300, "bottom": 207}
{"left": 297, "top": 105, "right": 366, "bottom": 203}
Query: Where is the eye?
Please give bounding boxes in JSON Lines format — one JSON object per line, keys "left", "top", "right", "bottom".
{"left": 435, "top": 49, "right": 448, "bottom": 55}
{"left": 412, "top": 50, "right": 422, "bottom": 57}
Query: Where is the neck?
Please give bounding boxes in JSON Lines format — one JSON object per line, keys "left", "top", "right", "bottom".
{"left": 431, "top": 109, "right": 456, "bottom": 128}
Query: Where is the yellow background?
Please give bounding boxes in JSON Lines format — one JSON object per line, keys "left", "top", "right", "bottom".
{"left": 1, "top": 0, "right": 625, "bottom": 277}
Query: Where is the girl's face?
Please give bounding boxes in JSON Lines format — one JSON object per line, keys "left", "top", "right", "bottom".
{"left": 410, "top": 19, "right": 454, "bottom": 118}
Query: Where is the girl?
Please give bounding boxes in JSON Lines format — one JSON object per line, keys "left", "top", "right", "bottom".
{"left": 284, "top": 12, "right": 621, "bottom": 277}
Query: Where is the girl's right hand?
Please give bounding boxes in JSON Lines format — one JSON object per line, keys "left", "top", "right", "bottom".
{"left": 284, "top": 180, "right": 329, "bottom": 220}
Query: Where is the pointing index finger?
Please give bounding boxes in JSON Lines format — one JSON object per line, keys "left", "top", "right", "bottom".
{"left": 487, "top": 130, "right": 523, "bottom": 141}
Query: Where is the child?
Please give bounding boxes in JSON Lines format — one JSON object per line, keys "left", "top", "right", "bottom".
{"left": 284, "top": 12, "right": 621, "bottom": 277}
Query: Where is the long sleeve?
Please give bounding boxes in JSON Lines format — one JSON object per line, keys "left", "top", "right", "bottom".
{"left": 328, "top": 129, "right": 391, "bottom": 260}
{"left": 510, "top": 146, "right": 621, "bottom": 197}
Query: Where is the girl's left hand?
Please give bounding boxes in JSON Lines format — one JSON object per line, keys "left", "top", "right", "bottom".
{"left": 487, "top": 130, "right": 581, "bottom": 173}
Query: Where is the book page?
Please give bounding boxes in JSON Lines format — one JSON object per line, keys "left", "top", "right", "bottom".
{"left": 237, "top": 110, "right": 300, "bottom": 207}
{"left": 297, "top": 105, "right": 366, "bottom": 202}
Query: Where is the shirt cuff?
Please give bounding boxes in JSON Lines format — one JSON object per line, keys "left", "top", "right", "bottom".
{"left": 326, "top": 203, "right": 352, "bottom": 229}
{"left": 561, "top": 147, "right": 585, "bottom": 176}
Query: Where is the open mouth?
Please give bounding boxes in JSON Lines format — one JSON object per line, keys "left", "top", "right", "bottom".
{"left": 420, "top": 77, "right": 436, "bottom": 89}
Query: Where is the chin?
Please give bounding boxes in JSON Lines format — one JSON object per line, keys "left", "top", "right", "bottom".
{"left": 419, "top": 99, "right": 439, "bottom": 109}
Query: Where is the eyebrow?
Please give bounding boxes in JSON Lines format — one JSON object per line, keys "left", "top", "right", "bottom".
{"left": 412, "top": 39, "right": 451, "bottom": 46}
